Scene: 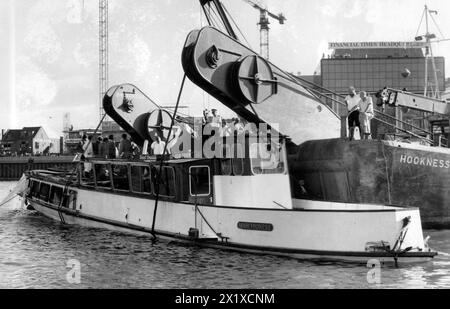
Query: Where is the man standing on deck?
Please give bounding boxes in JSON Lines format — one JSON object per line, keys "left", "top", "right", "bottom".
{"left": 119, "top": 134, "right": 132, "bottom": 159}
{"left": 345, "top": 86, "right": 361, "bottom": 140}
{"left": 211, "top": 109, "right": 222, "bottom": 128}
{"left": 92, "top": 136, "right": 102, "bottom": 156}
{"left": 82, "top": 135, "right": 94, "bottom": 177}
{"left": 107, "top": 135, "right": 116, "bottom": 159}
{"left": 358, "top": 91, "right": 374, "bottom": 140}
{"left": 151, "top": 135, "right": 167, "bottom": 156}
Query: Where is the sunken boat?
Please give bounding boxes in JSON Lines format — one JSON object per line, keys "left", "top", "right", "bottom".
{"left": 16, "top": 0, "right": 439, "bottom": 264}
{"left": 22, "top": 82, "right": 435, "bottom": 264}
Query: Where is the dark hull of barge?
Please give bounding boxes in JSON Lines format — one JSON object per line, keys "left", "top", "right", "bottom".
{"left": 289, "top": 138, "right": 450, "bottom": 229}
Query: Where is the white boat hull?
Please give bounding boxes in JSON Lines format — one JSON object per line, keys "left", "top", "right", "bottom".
{"left": 26, "top": 185, "right": 435, "bottom": 265}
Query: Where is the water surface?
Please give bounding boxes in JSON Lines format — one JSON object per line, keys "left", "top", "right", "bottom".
{"left": 1, "top": 181, "right": 449, "bottom": 289}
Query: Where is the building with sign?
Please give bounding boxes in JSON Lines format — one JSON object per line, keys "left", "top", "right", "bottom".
{"left": 303, "top": 41, "right": 446, "bottom": 138}
{"left": 322, "top": 41, "right": 445, "bottom": 98}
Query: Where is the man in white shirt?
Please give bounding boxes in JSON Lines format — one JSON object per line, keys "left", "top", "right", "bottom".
{"left": 211, "top": 109, "right": 222, "bottom": 128}
{"left": 151, "top": 135, "right": 167, "bottom": 156}
{"left": 82, "top": 135, "right": 94, "bottom": 177}
{"left": 345, "top": 86, "right": 361, "bottom": 141}
{"left": 358, "top": 91, "right": 374, "bottom": 140}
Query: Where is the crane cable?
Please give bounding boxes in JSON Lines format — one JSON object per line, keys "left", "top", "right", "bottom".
{"left": 415, "top": 8, "right": 425, "bottom": 38}
{"left": 221, "top": 3, "right": 252, "bottom": 49}
{"left": 150, "top": 74, "right": 187, "bottom": 239}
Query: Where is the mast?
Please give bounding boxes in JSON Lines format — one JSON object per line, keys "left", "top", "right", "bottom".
{"left": 420, "top": 5, "right": 440, "bottom": 98}
{"left": 424, "top": 5, "right": 429, "bottom": 97}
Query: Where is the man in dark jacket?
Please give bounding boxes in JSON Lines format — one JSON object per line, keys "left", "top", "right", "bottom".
{"left": 119, "top": 134, "right": 132, "bottom": 159}
{"left": 107, "top": 135, "right": 116, "bottom": 159}
{"left": 99, "top": 137, "right": 108, "bottom": 158}
{"left": 92, "top": 136, "right": 102, "bottom": 156}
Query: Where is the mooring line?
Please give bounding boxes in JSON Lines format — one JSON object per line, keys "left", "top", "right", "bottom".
{"left": 151, "top": 74, "right": 187, "bottom": 239}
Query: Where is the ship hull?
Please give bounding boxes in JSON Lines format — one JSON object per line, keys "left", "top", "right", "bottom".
{"left": 290, "top": 138, "right": 450, "bottom": 228}
{"left": 25, "top": 182, "right": 435, "bottom": 265}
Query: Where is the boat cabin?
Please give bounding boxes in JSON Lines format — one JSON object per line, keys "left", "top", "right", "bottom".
{"left": 27, "top": 137, "right": 292, "bottom": 210}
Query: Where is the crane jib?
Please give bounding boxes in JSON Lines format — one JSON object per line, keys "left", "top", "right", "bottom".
{"left": 181, "top": 26, "right": 341, "bottom": 146}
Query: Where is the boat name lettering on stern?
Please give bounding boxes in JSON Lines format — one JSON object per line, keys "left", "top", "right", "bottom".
{"left": 237, "top": 222, "right": 274, "bottom": 231}
{"left": 399, "top": 154, "right": 450, "bottom": 169}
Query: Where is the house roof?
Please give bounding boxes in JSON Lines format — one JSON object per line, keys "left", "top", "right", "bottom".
{"left": 2, "top": 127, "right": 42, "bottom": 142}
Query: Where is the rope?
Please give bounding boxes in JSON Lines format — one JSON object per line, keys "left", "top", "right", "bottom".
{"left": 65, "top": 112, "right": 107, "bottom": 187}
{"left": 415, "top": 8, "right": 425, "bottom": 38}
{"left": 202, "top": 3, "right": 213, "bottom": 28}
{"left": 82, "top": 113, "right": 107, "bottom": 159}
{"left": 388, "top": 217, "right": 411, "bottom": 267}
{"left": 0, "top": 194, "right": 19, "bottom": 207}
{"left": 430, "top": 13, "right": 445, "bottom": 39}
{"left": 222, "top": 3, "right": 252, "bottom": 48}
{"left": 195, "top": 204, "right": 228, "bottom": 242}
{"left": 151, "top": 74, "right": 187, "bottom": 238}
{"left": 208, "top": 6, "right": 223, "bottom": 30}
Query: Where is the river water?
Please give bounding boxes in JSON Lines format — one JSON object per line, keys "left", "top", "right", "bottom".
{"left": 1, "top": 181, "right": 450, "bottom": 289}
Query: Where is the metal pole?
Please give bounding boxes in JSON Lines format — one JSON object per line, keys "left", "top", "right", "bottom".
{"left": 151, "top": 75, "right": 187, "bottom": 238}
{"left": 429, "top": 43, "right": 440, "bottom": 98}
{"left": 424, "top": 5, "right": 429, "bottom": 97}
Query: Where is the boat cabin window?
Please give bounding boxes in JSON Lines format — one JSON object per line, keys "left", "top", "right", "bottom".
{"left": 153, "top": 166, "right": 176, "bottom": 198}
{"left": 130, "top": 165, "right": 152, "bottom": 194}
{"left": 49, "top": 186, "right": 63, "bottom": 206}
{"left": 38, "top": 183, "right": 51, "bottom": 202}
{"left": 249, "top": 142, "right": 286, "bottom": 175}
{"left": 112, "top": 164, "right": 130, "bottom": 191}
{"left": 30, "top": 180, "right": 40, "bottom": 198}
{"left": 62, "top": 190, "right": 77, "bottom": 209}
{"left": 189, "top": 166, "right": 211, "bottom": 196}
{"left": 94, "top": 163, "right": 112, "bottom": 189}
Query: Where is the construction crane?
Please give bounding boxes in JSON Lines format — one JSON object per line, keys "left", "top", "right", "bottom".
{"left": 99, "top": 0, "right": 109, "bottom": 122}
{"left": 379, "top": 88, "right": 450, "bottom": 115}
{"left": 242, "top": 0, "right": 286, "bottom": 60}
{"left": 378, "top": 87, "right": 450, "bottom": 146}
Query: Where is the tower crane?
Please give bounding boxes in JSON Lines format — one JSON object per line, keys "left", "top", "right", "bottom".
{"left": 99, "top": 0, "right": 109, "bottom": 122}
{"left": 242, "top": 0, "right": 286, "bottom": 60}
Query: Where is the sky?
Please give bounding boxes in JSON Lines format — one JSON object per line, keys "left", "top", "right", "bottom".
{"left": 1, "top": 0, "right": 450, "bottom": 137}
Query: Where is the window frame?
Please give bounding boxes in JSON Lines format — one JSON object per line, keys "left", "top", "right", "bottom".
{"left": 93, "top": 162, "right": 113, "bottom": 190}
{"left": 49, "top": 185, "right": 64, "bottom": 207}
{"left": 29, "top": 180, "right": 41, "bottom": 198}
{"left": 129, "top": 164, "right": 152, "bottom": 195}
{"left": 111, "top": 163, "right": 131, "bottom": 192}
{"left": 38, "top": 182, "right": 51, "bottom": 202}
{"left": 153, "top": 166, "right": 176, "bottom": 198}
{"left": 189, "top": 165, "right": 211, "bottom": 197}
